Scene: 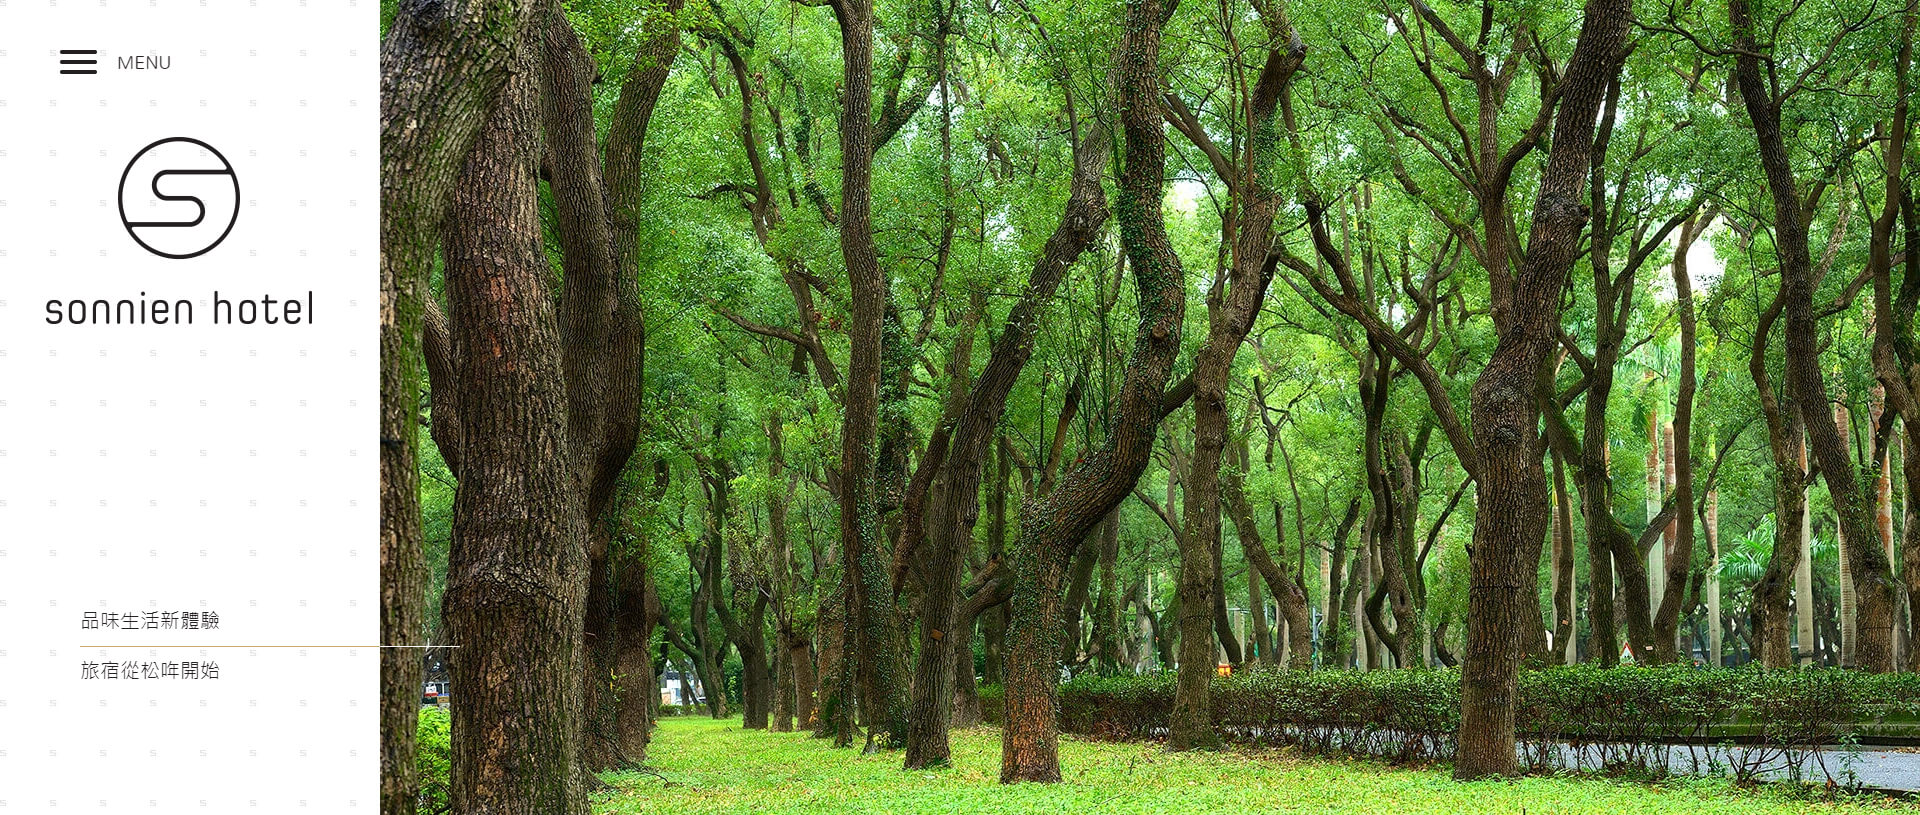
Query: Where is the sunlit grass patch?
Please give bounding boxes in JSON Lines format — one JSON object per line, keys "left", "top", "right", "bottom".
{"left": 594, "top": 716, "right": 1915, "bottom": 814}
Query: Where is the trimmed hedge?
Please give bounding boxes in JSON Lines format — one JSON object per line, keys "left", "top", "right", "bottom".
{"left": 979, "top": 666, "right": 1920, "bottom": 783}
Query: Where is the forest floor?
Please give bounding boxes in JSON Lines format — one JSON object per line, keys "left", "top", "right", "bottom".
{"left": 594, "top": 716, "right": 1918, "bottom": 814}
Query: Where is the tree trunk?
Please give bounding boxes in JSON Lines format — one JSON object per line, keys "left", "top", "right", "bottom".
{"left": 813, "top": 583, "right": 851, "bottom": 740}
{"left": 1060, "top": 539, "right": 1102, "bottom": 664}
{"left": 1096, "top": 522, "right": 1128, "bottom": 670}
{"left": 442, "top": 62, "right": 591, "bottom": 815}
{"left": 378, "top": 0, "right": 535, "bottom": 810}
{"left": 1454, "top": 0, "right": 1632, "bottom": 778}
{"left": 1653, "top": 215, "right": 1703, "bottom": 664}
{"left": 740, "top": 594, "right": 772, "bottom": 729}
{"left": 1733, "top": 0, "right": 1900, "bottom": 672}
{"left": 830, "top": 0, "right": 911, "bottom": 749}
{"left": 951, "top": 563, "right": 1014, "bottom": 728}
{"left": 1226, "top": 437, "right": 1312, "bottom": 670}
{"left": 902, "top": 123, "right": 1110, "bottom": 767}
{"left": 1552, "top": 450, "right": 1576, "bottom": 663}
{"left": 611, "top": 563, "right": 656, "bottom": 760}
{"left": 1000, "top": 0, "right": 1187, "bottom": 779}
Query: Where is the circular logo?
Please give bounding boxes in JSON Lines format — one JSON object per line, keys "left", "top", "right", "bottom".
{"left": 118, "top": 137, "right": 240, "bottom": 260}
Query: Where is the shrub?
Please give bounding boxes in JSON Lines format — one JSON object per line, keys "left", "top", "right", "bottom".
{"left": 982, "top": 666, "right": 1920, "bottom": 784}
{"left": 416, "top": 706, "right": 451, "bottom": 814}
{"left": 978, "top": 684, "right": 1003, "bottom": 727}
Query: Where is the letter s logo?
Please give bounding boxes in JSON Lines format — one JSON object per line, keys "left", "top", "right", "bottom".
{"left": 118, "top": 137, "right": 240, "bottom": 260}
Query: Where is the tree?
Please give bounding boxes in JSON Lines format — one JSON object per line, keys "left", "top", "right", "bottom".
{"left": 999, "top": 0, "right": 1189, "bottom": 781}
{"left": 379, "top": 0, "right": 538, "bottom": 811}
{"left": 1164, "top": 2, "right": 1303, "bottom": 750}
{"left": 1729, "top": 0, "right": 1902, "bottom": 672}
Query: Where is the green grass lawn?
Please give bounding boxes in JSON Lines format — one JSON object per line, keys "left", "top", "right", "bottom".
{"left": 594, "top": 716, "right": 1915, "bottom": 814}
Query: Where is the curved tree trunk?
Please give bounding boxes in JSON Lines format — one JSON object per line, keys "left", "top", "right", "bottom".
{"left": 1653, "top": 215, "right": 1705, "bottom": 664}
{"left": 999, "top": 0, "right": 1187, "bottom": 780}
{"left": 901, "top": 121, "right": 1110, "bottom": 768}
{"left": 1454, "top": 0, "right": 1632, "bottom": 778}
{"left": 378, "top": 0, "right": 536, "bottom": 810}
{"left": 1164, "top": 0, "right": 1301, "bottom": 755}
{"left": 1733, "top": 0, "right": 1899, "bottom": 672}
{"left": 1225, "top": 437, "right": 1311, "bottom": 670}
{"left": 442, "top": 61, "right": 591, "bottom": 815}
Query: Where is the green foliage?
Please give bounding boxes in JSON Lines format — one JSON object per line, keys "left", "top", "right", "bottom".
{"left": 416, "top": 707, "right": 451, "bottom": 814}
{"left": 985, "top": 667, "right": 1920, "bottom": 785}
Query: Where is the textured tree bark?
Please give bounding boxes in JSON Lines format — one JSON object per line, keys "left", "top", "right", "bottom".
{"left": 786, "top": 627, "right": 819, "bottom": 729}
{"left": 1866, "top": 7, "right": 1919, "bottom": 672}
{"left": 1901, "top": 191, "right": 1920, "bottom": 673}
{"left": 773, "top": 633, "right": 794, "bottom": 733}
{"left": 999, "top": 0, "right": 1187, "bottom": 781}
{"left": 828, "top": 0, "right": 910, "bottom": 750}
{"left": 1744, "top": 248, "right": 1810, "bottom": 669}
{"left": 539, "top": 0, "right": 682, "bottom": 769}
{"left": 611, "top": 561, "right": 657, "bottom": 760}
{"left": 441, "top": 63, "right": 591, "bottom": 815}
{"left": 1169, "top": 513, "right": 1223, "bottom": 747}
{"left": 901, "top": 122, "right": 1110, "bottom": 768}
{"left": 378, "top": 1, "right": 535, "bottom": 811}
{"left": 1453, "top": 0, "right": 1631, "bottom": 778}
{"left": 812, "top": 582, "right": 851, "bottom": 740}
{"left": 734, "top": 593, "right": 773, "bottom": 729}
{"left": 1733, "top": 0, "right": 1899, "bottom": 672}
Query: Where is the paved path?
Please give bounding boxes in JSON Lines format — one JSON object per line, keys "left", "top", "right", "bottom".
{"left": 1558, "top": 742, "right": 1920, "bottom": 792}
{"left": 1212, "top": 725, "right": 1920, "bottom": 792}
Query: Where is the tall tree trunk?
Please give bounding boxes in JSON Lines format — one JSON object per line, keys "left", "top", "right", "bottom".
{"left": 378, "top": 1, "right": 535, "bottom": 810}
{"left": 827, "top": 0, "right": 908, "bottom": 750}
{"left": 1867, "top": 5, "right": 1920, "bottom": 672}
{"left": 1733, "top": 0, "right": 1899, "bottom": 672}
{"left": 1552, "top": 450, "right": 1576, "bottom": 663}
{"left": 902, "top": 122, "right": 1110, "bottom": 767}
{"left": 611, "top": 561, "right": 657, "bottom": 760}
{"left": 1159, "top": 0, "right": 1297, "bottom": 749}
{"left": 1653, "top": 214, "right": 1704, "bottom": 664}
{"left": 999, "top": 0, "right": 1187, "bottom": 779}
{"left": 442, "top": 63, "right": 591, "bottom": 815}
{"left": 1453, "top": 0, "right": 1632, "bottom": 777}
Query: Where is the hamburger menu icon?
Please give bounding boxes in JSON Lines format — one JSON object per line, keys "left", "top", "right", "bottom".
{"left": 118, "top": 137, "right": 240, "bottom": 260}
